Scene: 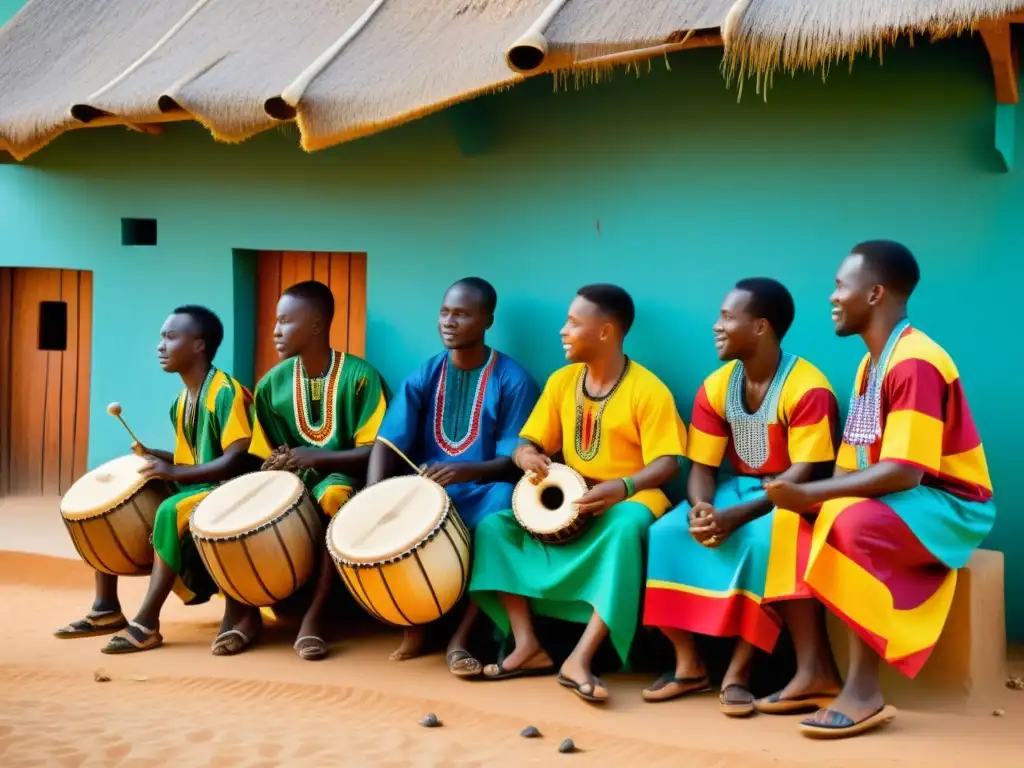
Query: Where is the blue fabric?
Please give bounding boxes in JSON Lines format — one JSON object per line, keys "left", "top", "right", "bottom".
{"left": 377, "top": 350, "right": 540, "bottom": 529}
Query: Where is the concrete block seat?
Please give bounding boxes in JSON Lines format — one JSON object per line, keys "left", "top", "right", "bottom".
{"left": 826, "top": 549, "right": 1006, "bottom": 711}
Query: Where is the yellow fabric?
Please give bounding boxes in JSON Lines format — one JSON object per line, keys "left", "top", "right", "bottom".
{"left": 353, "top": 391, "right": 387, "bottom": 447}
{"left": 762, "top": 507, "right": 804, "bottom": 601}
{"left": 520, "top": 361, "right": 686, "bottom": 518}
{"left": 169, "top": 489, "right": 212, "bottom": 604}
{"left": 172, "top": 370, "right": 253, "bottom": 465}
{"left": 939, "top": 445, "right": 992, "bottom": 490}
{"left": 316, "top": 484, "right": 353, "bottom": 518}
{"left": 249, "top": 416, "right": 274, "bottom": 461}
{"left": 880, "top": 409, "right": 944, "bottom": 472}
{"left": 687, "top": 429, "right": 729, "bottom": 469}
{"left": 805, "top": 496, "right": 958, "bottom": 661}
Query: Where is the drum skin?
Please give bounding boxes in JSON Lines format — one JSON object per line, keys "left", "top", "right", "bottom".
{"left": 513, "top": 462, "right": 591, "bottom": 545}
{"left": 327, "top": 476, "right": 472, "bottom": 627}
{"left": 190, "top": 473, "right": 323, "bottom": 608}
{"left": 60, "top": 454, "right": 173, "bottom": 576}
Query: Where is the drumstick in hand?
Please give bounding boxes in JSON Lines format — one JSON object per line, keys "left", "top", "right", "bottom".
{"left": 376, "top": 436, "right": 425, "bottom": 477}
{"left": 106, "top": 402, "right": 144, "bottom": 452}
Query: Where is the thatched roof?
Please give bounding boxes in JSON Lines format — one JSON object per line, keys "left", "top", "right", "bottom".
{"left": 0, "top": 0, "right": 1021, "bottom": 160}
{"left": 723, "top": 1, "right": 1024, "bottom": 87}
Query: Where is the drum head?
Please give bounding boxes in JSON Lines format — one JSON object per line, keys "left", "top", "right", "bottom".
{"left": 329, "top": 476, "right": 447, "bottom": 564}
{"left": 61, "top": 454, "right": 152, "bottom": 519}
{"left": 191, "top": 471, "right": 304, "bottom": 538}
{"left": 513, "top": 463, "right": 587, "bottom": 534}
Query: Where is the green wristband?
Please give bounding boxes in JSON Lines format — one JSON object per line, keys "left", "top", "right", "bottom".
{"left": 622, "top": 477, "right": 636, "bottom": 498}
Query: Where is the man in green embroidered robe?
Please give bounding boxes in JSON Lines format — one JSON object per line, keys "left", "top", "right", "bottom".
{"left": 224, "top": 280, "right": 390, "bottom": 660}
{"left": 55, "top": 306, "right": 254, "bottom": 653}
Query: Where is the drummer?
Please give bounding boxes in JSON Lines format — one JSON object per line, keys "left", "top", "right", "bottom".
{"left": 468, "top": 284, "right": 687, "bottom": 703}
{"left": 241, "top": 280, "right": 391, "bottom": 660}
{"left": 55, "top": 306, "right": 254, "bottom": 653}
{"left": 366, "top": 277, "right": 540, "bottom": 674}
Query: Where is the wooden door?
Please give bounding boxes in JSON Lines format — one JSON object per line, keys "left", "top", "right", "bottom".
{"left": 254, "top": 251, "right": 367, "bottom": 382}
{"left": 1, "top": 268, "right": 92, "bottom": 496}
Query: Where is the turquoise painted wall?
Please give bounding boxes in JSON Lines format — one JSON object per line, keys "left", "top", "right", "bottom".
{"left": 1, "top": 39, "right": 1021, "bottom": 635}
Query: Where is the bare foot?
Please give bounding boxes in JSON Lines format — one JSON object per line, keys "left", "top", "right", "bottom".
{"left": 390, "top": 627, "right": 425, "bottom": 661}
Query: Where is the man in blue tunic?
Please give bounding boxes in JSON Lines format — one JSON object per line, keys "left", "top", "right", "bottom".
{"left": 365, "top": 277, "right": 540, "bottom": 675}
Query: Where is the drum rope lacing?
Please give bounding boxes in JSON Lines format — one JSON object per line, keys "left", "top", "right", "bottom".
{"left": 327, "top": 498, "right": 469, "bottom": 569}
{"left": 189, "top": 488, "right": 307, "bottom": 542}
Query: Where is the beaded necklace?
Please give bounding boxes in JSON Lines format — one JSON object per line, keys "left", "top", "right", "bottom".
{"left": 841, "top": 319, "right": 910, "bottom": 469}
{"left": 433, "top": 349, "right": 496, "bottom": 457}
{"left": 181, "top": 367, "right": 216, "bottom": 463}
{"left": 724, "top": 352, "right": 796, "bottom": 470}
{"left": 574, "top": 357, "right": 630, "bottom": 462}
{"left": 293, "top": 350, "right": 344, "bottom": 447}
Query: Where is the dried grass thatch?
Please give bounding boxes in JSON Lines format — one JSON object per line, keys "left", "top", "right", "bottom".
{"left": 1, "top": 0, "right": 1022, "bottom": 160}
{"left": 0, "top": 0, "right": 197, "bottom": 160}
{"left": 723, "top": 0, "right": 1024, "bottom": 91}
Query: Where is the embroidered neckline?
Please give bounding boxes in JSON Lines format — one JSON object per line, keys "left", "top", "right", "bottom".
{"left": 573, "top": 358, "right": 630, "bottom": 462}
{"left": 842, "top": 320, "right": 911, "bottom": 469}
{"left": 433, "top": 349, "right": 496, "bottom": 456}
{"left": 724, "top": 352, "right": 796, "bottom": 470}
{"left": 293, "top": 351, "right": 344, "bottom": 447}
{"left": 181, "top": 367, "right": 216, "bottom": 463}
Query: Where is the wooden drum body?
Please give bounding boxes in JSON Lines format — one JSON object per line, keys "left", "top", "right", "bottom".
{"left": 189, "top": 471, "right": 322, "bottom": 607}
{"left": 513, "top": 462, "right": 590, "bottom": 545}
{"left": 327, "top": 476, "right": 471, "bottom": 627}
{"left": 60, "top": 454, "right": 173, "bottom": 576}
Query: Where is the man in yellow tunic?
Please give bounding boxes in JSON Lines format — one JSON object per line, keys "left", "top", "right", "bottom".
{"left": 55, "top": 306, "right": 253, "bottom": 653}
{"left": 469, "top": 284, "right": 686, "bottom": 703}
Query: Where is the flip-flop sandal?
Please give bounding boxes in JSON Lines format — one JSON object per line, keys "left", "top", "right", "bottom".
{"left": 557, "top": 672, "right": 609, "bottom": 703}
{"left": 294, "top": 635, "right": 327, "bottom": 661}
{"left": 54, "top": 611, "right": 128, "bottom": 639}
{"left": 798, "top": 705, "right": 898, "bottom": 739}
{"left": 754, "top": 689, "right": 839, "bottom": 715}
{"left": 641, "top": 672, "right": 712, "bottom": 702}
{"left": 211, "top": 629, "right": 253, "bottom": 656}
{"left": 101, "top": 621, "right": 163, "bottom": 654}
{"left": 447, "top": 649, "right": 483, "bottom": 678}
{"left": 719, "top": 684, "right": 756, "bottom": 717}
{"left": 481, "top": 652, "right": 557, "bottom": 681}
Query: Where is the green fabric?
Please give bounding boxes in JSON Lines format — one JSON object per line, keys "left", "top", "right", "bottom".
{"left": 151, "top": 484, "right": 210, "bottom": 572}
{"left": 441, "top": 358, "right": 485, "bottom": 443}
{"left": 169, "top": 367, "right": 243, "bottom": 464}
{"left": 253, "top": 352, "right": 391, "bottom": 491}
{"left": 469, "top": 501, "right": 654, "bottom": 664}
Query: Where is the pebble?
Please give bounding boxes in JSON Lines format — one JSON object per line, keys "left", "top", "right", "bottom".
{"left": 131, "top": 674, "right": 149, "bottom": 682}
{"left": 1006, "top": 676, "right": 1024, "bottom": 690}
{"left": 93, "top": 669, "right": 111, "bottom": 683}
{"left": 419, "top": 713, "right": 441, "bottom": 728}
{"left": 520, "top": 725, "right": 541, "bottom": 738}
{"left": 558, "top": 738, "right": 576, "bottom": 754}
{"left": 993, "top": 708, "right": 1006, "bottom": 717}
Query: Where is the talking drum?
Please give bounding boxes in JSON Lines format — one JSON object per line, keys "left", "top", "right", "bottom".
{"left": 326, "top": 475, "right": 471, "bottom": 627}
{"left": 189, "top": 471, "right": 322, "bottom": 607}
{"left": 513, "top": 462, "right": 590, "bottom": 545}
{"left": 60, "top": 454, "right": 173, "bottom": 575}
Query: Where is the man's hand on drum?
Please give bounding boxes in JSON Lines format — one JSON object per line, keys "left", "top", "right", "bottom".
{"left": 276, "top": 447, "right": 322, "bottom": 472}
{"left": 262, "top": 446, "right": 296, "bottom": 471}
{"left": 513, "top": 444, "right": 551, "bottom": 484}
{"left": 140, "top": 456, "right": 177, "bottom": 482}
{"left": 422, "top": 462, "right": 478, "bottom": 487}
{"left": 573, "top": 479, "right": 626, "bottom": 517}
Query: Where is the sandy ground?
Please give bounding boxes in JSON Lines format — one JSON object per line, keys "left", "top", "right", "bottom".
{"left": 1, "top": 496, "right": 1022, "bottom": 767}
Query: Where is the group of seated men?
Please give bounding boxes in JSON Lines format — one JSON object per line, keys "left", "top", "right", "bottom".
{"left": 53, "top": 239, "right": 995, "bottom": 740}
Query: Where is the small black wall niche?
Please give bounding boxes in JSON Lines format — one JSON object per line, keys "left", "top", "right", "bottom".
{"left": 38, "top": 300, "right": 68, "bottom": 351}
{"left": 121, "top": 218, "right": 157, "bottom": 246}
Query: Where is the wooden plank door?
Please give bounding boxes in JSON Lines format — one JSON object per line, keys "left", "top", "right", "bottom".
{"left": 3, "top": 268, "right": 92, "bottom": 496}
{"left": 254, "top": 251, "right": 367, "bottom": 382}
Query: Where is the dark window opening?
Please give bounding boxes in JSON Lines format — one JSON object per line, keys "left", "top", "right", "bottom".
{"left": 122, "top": 218, "right": 157, "bottom": 246}
{"left": 38, "top": 301, "right": 68, "bottom": 351}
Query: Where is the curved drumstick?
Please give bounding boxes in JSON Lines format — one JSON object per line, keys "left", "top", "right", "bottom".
{"left": 376, "top": 435, "right": 425, "bottom": 477}
{"left": 106, "top": 402, "right": 144, "bottom": 449}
